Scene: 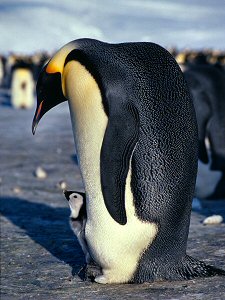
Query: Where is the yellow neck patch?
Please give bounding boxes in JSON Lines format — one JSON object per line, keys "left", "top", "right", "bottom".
{"left": 46, "top": 42, "right": 76, "bottom": 74}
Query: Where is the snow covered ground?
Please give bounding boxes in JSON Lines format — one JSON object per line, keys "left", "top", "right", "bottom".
{"left": 0, "top": 0, "right": 225, "bottom": 54}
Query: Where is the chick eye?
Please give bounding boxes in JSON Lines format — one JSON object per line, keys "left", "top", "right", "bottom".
{"left": 73, "top": 195, "right": 77, "bottom": 198}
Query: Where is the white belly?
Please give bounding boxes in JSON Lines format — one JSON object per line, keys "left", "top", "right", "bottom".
{"left": 11, "top": 68, "right": 34, "bottom": 109}
{"left": 63, "top": 60, "right": 158, "bottom": 283}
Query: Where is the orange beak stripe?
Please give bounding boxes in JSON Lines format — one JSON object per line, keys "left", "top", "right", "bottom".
{"left": 36, "top": 100, "right": 44, "bottom": 121}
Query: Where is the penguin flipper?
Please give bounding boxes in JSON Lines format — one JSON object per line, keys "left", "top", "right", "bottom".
{"left": 100, "top": 103, "right": 139, "bottom": 225}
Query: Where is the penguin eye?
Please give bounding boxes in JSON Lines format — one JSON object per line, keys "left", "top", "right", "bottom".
{"left": 73, "top": 195, "right": 78, "bottom": 198}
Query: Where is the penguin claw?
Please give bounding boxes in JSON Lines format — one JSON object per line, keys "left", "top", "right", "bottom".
{"left": 79, "top": 262, "right": 102, "bottom": 282}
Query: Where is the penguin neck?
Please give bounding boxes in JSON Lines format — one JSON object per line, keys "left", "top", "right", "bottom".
{"left": 46, "top": 42, "right": 76, "bottom": 75}
{"left": 63, "top": 60, "right": 108, "bottom": 197}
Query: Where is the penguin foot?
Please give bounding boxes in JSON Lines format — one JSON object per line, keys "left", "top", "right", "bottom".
{"left": 132, "top": 255, "right": 225, "bottom": 283}
{"left": 94, "top": 270, "right": 130, "bottom": 284}
{"left": 81, "top": 262, "right": 102, "bottom": 282}
{"left": 94, "top": 275, "right": 109, "bottom": 284}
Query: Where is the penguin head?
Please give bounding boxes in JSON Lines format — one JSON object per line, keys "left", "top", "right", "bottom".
{"left": 32, "top": 66, "right": 66, "bottom": 134}
{"left": 64, "top": 190, "right": 86, "bottom": 202}
{"left": 32, "top": 42, "right": 76, "bottom": 134}
{"left": 63, "top": 190, "right": 86, "bottom": 219}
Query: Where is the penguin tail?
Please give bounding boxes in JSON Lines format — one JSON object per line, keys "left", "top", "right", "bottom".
{"left": 180, "top": 255, "right": 225, "bottom": 279}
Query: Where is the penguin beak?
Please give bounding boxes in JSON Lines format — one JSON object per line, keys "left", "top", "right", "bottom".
{"left": 32, "top": 100, "right": 44, "bottom": 135}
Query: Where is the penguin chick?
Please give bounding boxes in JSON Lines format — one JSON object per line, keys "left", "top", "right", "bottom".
{"left": 64, "top": 190, "right": 91, "bottom": 264}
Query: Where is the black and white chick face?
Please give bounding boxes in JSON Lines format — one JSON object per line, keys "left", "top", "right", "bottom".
{"left": 63, "top": 190, "right": 87, "bottom": 221}
{"left": 68, "top": 192, "right": 84, "bottom": 219}
{"left": 63, "top": 190, "right": 91, "bottom": 263}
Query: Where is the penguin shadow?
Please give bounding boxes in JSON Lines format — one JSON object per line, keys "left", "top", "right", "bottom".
{"left": 0, "top": 196, "right": 85, "bottom": 276}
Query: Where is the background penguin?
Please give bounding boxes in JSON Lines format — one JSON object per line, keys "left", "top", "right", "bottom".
{"left": 208, "top": 50, "right": 225, "bottom": 72}
{"left": 31, "top": 52, "right": 50, "bottom": 82}
{"left": 0, "top": 55, "right": 6, "bottom": 87}
{"left": 3, "top": 54, "right": 16, "bottom": 88}
{"left": 183, "top": 61, "right": 225, "bottom": 199}
{"left": 11, "top": 67, "right": 35, "bottom": 109}
{"left": 32, "top": 38, "right": 225, "bottom": 283}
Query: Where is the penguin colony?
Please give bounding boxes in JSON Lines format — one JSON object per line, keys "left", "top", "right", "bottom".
{"left": 1, "top": 48, "right": 225, "bottom": 89}
{"left": 1, "top": 49, "right": 225, "bottom": 80}
{"left": 32, "top": 38, "right": 225, "bottom": 284}
{"left": 0, "top": 48, "right": 224, "bottom": 110}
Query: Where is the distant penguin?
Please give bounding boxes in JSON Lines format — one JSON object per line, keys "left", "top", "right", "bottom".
{"left": 11, "top": 68, "right": 35, "bottom": 109}
{"left": 31, "top": 52, "right": 50, "bottom": 81}
{"left": 0, "top": 55, "right": 5, "bottom": 87}
{"left": 3, "top": 54, "right": 17, "bottom": 88}
{"left": 183, "top": 63, "right": 225, "bottom": 199}
{"left": 196, "top": 160, "right": 224, "bottom": 199}
{"left": 176, "top": 51, "right": 225, "bottom": 199}
{"left": 207, "top": 50, "right": 225, "bottom": 68}
{"left": 175, "top": 51, "right": 189, "bottom": 72}
{"left": 63, "top": 190, "right": 91, "bottom": 264}
{"left": 32, "top": 38, "right": 225, "bottom": 283}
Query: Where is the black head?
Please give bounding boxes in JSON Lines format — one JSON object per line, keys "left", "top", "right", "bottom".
{"left": 32, "top": 65, "right": 67, "bottom": 134}
{"left": 64, "top": 190, "right": 86, "bottom": 202}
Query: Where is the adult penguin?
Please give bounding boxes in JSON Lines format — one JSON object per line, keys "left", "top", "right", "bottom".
{"left": 32, "top": 38, "right": 225, "bottom": 284}
{"left": 183, "top": 63, "right": 225, "bottom": 199}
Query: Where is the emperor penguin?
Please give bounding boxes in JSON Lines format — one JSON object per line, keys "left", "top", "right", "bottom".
{"left": 0, "top": 55, "right": 5, "bottom": 87}
{"left": 32, "top": 38, "right": 225, "bottom": 284}
{"left": 183, "top": 62, "right": 225, "bottom": 199}
{"left": 11, "top": 67, "right": 35, "bottom": 109}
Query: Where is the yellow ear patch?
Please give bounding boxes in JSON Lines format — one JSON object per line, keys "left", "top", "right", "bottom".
{"left": 45, "top": 41, "right": 76, "bottom": 74}
{"left": 46, "top": 63, "right": 60, "bottom": 74}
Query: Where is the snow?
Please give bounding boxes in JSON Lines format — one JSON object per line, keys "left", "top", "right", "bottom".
{"left": 0, "top": 0, "right": 224, "bottom": 54}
